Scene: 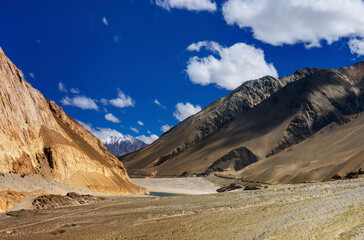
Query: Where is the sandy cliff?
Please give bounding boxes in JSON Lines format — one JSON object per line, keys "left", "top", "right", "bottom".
{"left": 0, "top": 47, "right": 147, "bottom": 195}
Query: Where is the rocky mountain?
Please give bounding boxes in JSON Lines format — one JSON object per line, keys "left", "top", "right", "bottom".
{"left": 120, "top": 62, "right": 364, "bottom": 183}
{"left": 102, "top": 136, "right": 147, "bottom": 157}
{"left": 0, "top": 47, "right": 147, "bottom": 194}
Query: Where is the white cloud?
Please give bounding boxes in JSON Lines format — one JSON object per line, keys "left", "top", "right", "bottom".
{"left": 29, "top": 73, "right": 35, "bottom": 79}
{"left": 77, "top": 120, "right": 94, "bottom": 132}
{"left": 92, "top": 128, "right": 124, "bottom": 140}
{"left": 109, "top": 89, "right": 135, "bottom": 108}
{"left": 147, "top": 130, "right": 152, "bottom": 134}
{"left": 349, "top": 38, "right": 364, "bottom": 56}
{"left": 173, "top": 102, "right": 201, "bottom": 122}
{"left": 137, "top": 121, "right": 144, "bottom": 126}
{"left": 222, "top": 0, "right": 364, "bottom": 47}
{"left": 70, "top": 88, "right": 80, "bottom": 94}
{"left": 136, "top": 134, "right": 159, "bottom": 144}
{"left": 161, "top": 124, "right": 172, "bottom": 132}
{"left": 154, "top": 99, "right": 166, "bottom": 109}
{"left": 155, "top": 0, "right": 216, "bottom": 12}
{"left": 91, "top": 128, "right": 125, "bottom": 140}
{"left": 61, "top": 96, "right": 98, "bottom": 110}
{"left": 100, "top": 98, "right": 108, "bottom": 105}
{"left": 58, "top": 81, "right": 67, "bottom": 92}
{"left": 186, "top": 41, "right": 278, "bottom": 90}
{"left": 187, "top": 41, "right": 221, "bottom": 52}
{"left": 105, "top": 113, "right": 120, "bottom": 123}
{"left": 77, "top": 120, "right": 132, "bottom": 141}
{"left": 102, "top": 17, "right": 109, "bottom": 26}
{"left": 154, "top": 99, "right": 161, "bottom": 106}
{"left": 130, "top": 127, "right": 139, "bottom": 134}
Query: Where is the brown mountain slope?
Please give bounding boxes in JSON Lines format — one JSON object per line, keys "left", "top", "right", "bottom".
{"left": 120, "top": 69, "right": 315, "bottom": 174}
{"left": 0, "top": 47, "right": 146, "bottom": 194}
{"left": 121, "top": 62, "right": 364, "bottom": 182}
{"left": 239, "top": 113, "right": 364, "bottom": 183}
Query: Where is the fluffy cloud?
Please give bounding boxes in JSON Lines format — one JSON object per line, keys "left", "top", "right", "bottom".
{"left": 102, "top": 17, "right": 109, "bottom": 26}
{"left": 130, "top": 127, "right": 139, "bottom": 134}
{"left": 78, "top": 121, "right": 129, "bottom": 140}
{"left": 186, "top": 41, "right": 277, "bottom": 90}
{"left": 155, "top": 0, "right": 216, "bottom": 12}
{"left": 58, "top": 81, "right": 67, "bottom": 92}
{"left": 105, "top": 113, "right": 120, "bottom": 123}
{"left": 70, "top": 88, "right": 80, "bottom": 94}
{"left": 173, "top": 102, "right": 201, "bottom": 122}
{"left": 137, "top": 121, "right": 144, "bottom": 126}
{"left": 222, "top": 0, "right": 364, "bottom": 47}
{"left": 91, "top": 128, "right": 124, "bottom": 140}
{"left": 161, "top": 124, "right": 172, "bottom": 132}
{"left": 109, "top": 89, "right": 135, "bottom": 108}
{"left": 136, "top": 134, "right": 159, "bottom": 144}
{"left": 61, "top": 96, "right": 98, "bottom": 110}
{"left": 349, "top": 38, "right": 364, "bottom": 56}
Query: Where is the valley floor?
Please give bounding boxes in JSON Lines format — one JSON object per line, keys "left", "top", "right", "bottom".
{"left": 0, "top": 176, "right": 363, "bottom": 240}
{"left": 130, "top": 177, "right": 220, "bottom": 194}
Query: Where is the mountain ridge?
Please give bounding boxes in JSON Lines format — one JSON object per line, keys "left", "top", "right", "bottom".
{"left": 121, "top": 62, "right": 364, "bottom": 183}
{"left": 102, "top": 136, "right": 148, "bottom": 158}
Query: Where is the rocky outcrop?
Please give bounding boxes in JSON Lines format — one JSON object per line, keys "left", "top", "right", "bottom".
{"left": 0, "top": 47, "right": 147, "bottom": 194}
{"left": 32, "top": 192, "right": 105, "bottom": 209}
{"left": 206, "top": 147, "right": 257, "bottom": 173}
{"left": 266, "top": 67, "right": 363, "bottom": 157}
{"left": 0, "top": 191, "right": 25, "bottom": 212}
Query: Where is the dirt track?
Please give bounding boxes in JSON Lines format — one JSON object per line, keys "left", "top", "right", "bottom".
{"left": 0, "top": 177, "right": 363, "bottom": 240}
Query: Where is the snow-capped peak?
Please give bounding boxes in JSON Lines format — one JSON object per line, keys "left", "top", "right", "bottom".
{"left": 101, "top": 135, "right": 137, "bottom": 145}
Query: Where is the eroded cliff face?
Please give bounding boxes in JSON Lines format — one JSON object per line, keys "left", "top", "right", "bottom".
{"left": 0, "top": 47, "right": 147, "bottom": 194}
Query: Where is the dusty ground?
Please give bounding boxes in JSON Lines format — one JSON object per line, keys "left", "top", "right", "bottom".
{"left": 130, "top": 177, "right": 219, "bottom": 194}
{"left": 0, "top": 176, "right": 363, "bottom": 240}
{"left": 0, "top": 173, "right": 105, "bottom": 212}
{"left": 0, "top": 173, "right": 100, "bottom": 196}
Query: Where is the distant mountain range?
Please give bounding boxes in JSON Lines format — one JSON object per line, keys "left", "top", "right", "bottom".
{"left": 101, "top": 136, "right": 147, "bottom": 158}
{"left": 120, "top": 62, "right": 364, "bottom": 183}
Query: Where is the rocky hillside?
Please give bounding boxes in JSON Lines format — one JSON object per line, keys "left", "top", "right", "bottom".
{"left": 0, "top": 47, "right": 147, "bottom": 194}
{"left": 121, "top": 62, "right": 364, "bottom": 183}
{"left": 102, "top": 136, "right": 147, "bottom": 157}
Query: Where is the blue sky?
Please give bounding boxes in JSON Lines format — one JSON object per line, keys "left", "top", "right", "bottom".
{"left": 1, "top": 0, "right": 364, "bottom": 143}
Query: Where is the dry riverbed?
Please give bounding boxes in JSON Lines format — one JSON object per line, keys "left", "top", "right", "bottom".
{"left": 0, "top": 176, "right": 363, "bottom": 239}
{"left": 130, "top": 177, "right": 220, "bottom": 194}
